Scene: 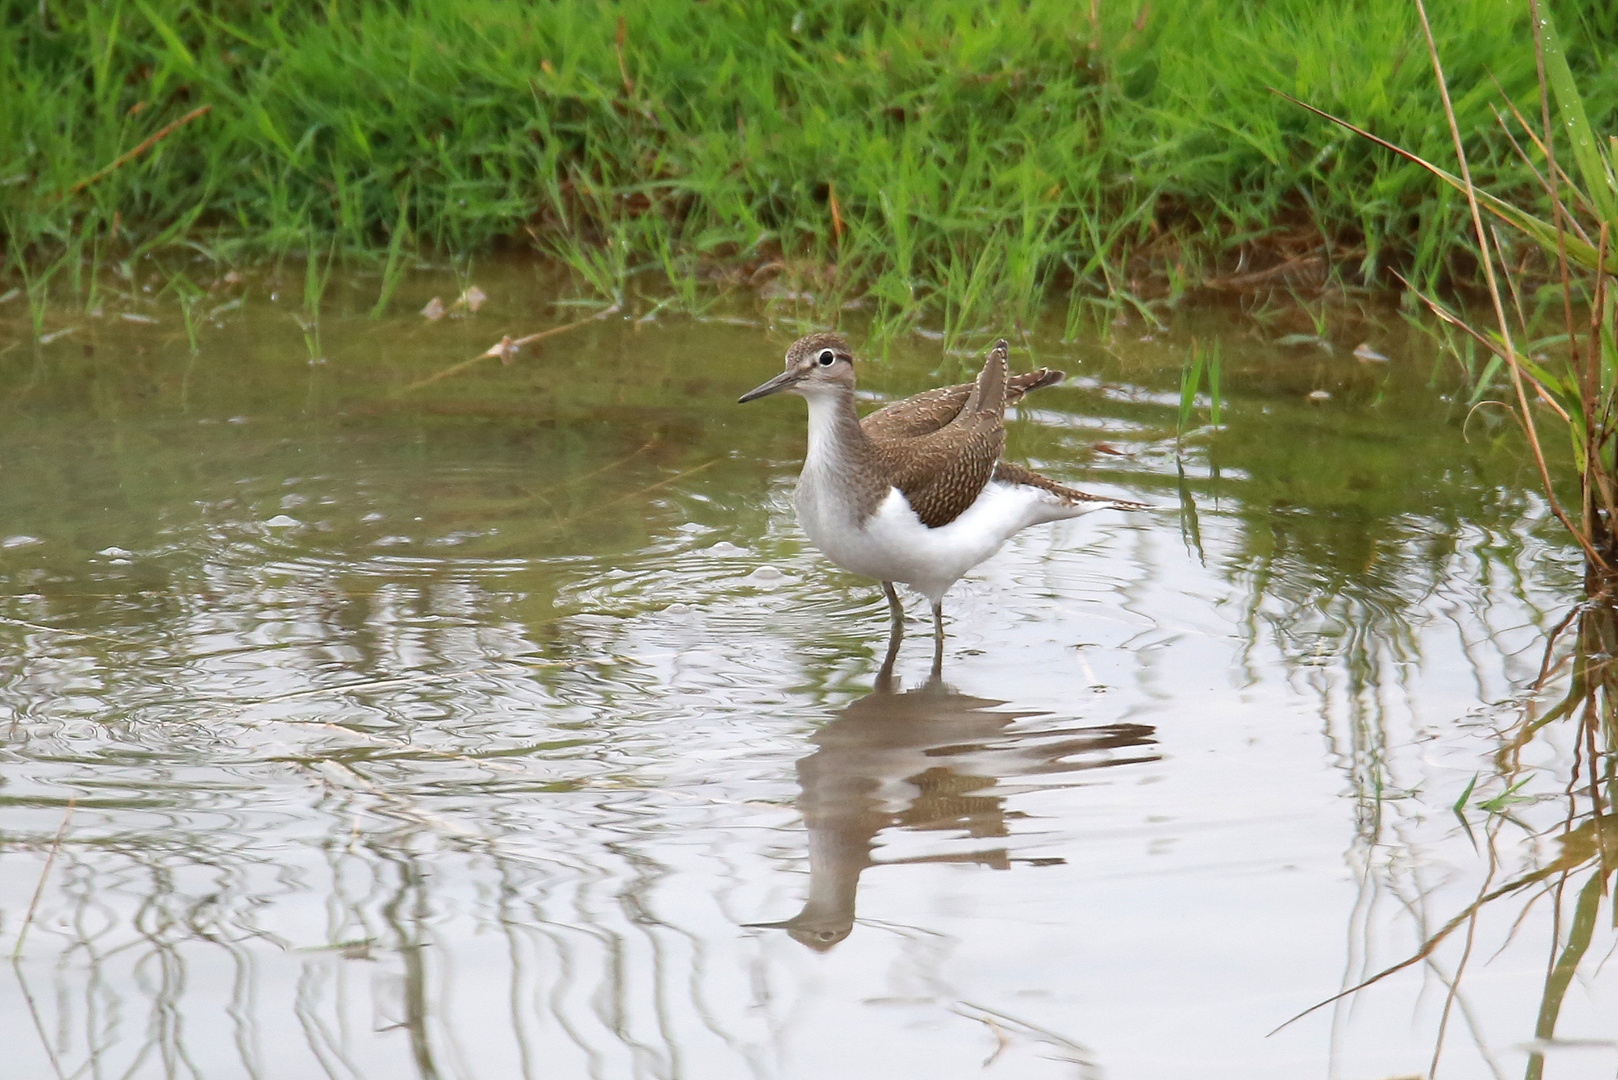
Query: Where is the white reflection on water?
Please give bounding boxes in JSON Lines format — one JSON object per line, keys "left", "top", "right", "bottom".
{"left": 0, "top": 498, "right": 1590, "bottom": 1080}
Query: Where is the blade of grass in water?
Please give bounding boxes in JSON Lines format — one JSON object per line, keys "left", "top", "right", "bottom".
{"left": 1177, "top": 342, "right": 1205, "bottom": 443}
{"left": 370, "top": 184, "right": 413, "bottom": 319}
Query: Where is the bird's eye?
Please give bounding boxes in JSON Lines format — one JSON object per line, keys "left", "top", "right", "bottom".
{"left": 817, "top": 350, "right": 836, "bottom": 366}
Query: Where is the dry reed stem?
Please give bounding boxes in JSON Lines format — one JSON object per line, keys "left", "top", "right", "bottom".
{"left": 399, "top": 303, "right": 620, "bottom": 393}
{"left": 11, "top": 798, "right": 76, "bottom": 960}
{"left": 1390, "top": 271, "right": 1571, "bottom": 422}
{"left": 614, "top": 16, "right": 634, "bottom": 96}
{"left": 1492, "top": 95, "right": 1598, "bottom": 238}
{"left": 1414, "top": 0, "right": 1603, "bottom": 569}
{"left": 64, "top": 105, "right": 212, "bottom": 197}
{"left": 0, "top": 616, "right": 129, "bottom": 643}
{"left": 1270, "top": 852, "right": 1552, "bottom": 1034}
{"left": 1589, "top": 225, "right": 1615, "bottom": 532}
{"left": 517, "top": 439, "right": 655, "bottom": 505}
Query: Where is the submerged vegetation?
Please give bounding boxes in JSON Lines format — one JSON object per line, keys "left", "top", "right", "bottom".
{"left": 4, "top": 0, "right": 1618, "bottom": 331}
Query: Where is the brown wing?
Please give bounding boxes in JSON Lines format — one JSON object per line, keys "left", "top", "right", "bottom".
{"left": 992, "top": 461, "right": 1152, "bottom": 510}
{"left": 876, "top": 341, "right": 1010, "bottom": 527}
{"left": 860, "top": 384, "right": 972, "bottom": 442}
{"left": 861, "top": 368, "right": 1064, "bottom": 443}
{"left": 878, "top": 423, "right": 1005, "bottom": 527}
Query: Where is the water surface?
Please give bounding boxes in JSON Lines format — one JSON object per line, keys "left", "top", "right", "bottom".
{"left": 0, "top": 265, "right": 1607, "bottom": 1079}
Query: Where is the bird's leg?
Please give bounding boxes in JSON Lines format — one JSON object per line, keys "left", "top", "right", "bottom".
{"left": 877, "top": 582, "right": 904, "bottom": 690}
{"left": 882, "top": 581, "right": 905, "bottom": 629}
{"left": 930, "top": 600, "right": 945, "bottom": 681}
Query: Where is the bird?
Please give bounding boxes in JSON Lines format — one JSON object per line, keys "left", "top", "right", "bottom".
{"left": 739, "top": 331, "right": 1146, "bottom": 671}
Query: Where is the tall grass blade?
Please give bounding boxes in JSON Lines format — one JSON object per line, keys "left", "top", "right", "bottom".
{"left": 1535, "top": 12, "right": 1618, "bottom": 225}
{"left": 371, "top": 185, "right": 413, "bottom": 319}
{"left": 1177, "top": 343, "right": 1204, "bottom": 442}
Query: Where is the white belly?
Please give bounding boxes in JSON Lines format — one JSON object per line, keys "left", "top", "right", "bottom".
{"left": 796, "top": 478, "right": 1089, "bottom": 603}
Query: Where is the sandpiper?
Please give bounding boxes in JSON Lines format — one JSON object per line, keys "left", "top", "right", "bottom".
{"left": 740, "top": 332, "right": 1146, "bottom": 669}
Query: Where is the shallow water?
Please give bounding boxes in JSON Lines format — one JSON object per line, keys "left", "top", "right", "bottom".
{"left": 0, "top": 264, "right": 1610, "bottom": 1079}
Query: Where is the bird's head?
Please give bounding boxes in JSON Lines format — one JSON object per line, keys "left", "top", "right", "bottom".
{"left": 738, "top": 332, "right": 856, "bottom": 403}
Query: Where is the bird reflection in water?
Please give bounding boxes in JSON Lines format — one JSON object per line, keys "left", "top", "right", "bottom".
{"left": 749, "top": 642, "right": 1159, "bottom": 950}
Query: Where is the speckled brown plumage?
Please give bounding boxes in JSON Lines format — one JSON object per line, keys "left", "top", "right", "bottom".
{"left": 860, "top": 367, "right": 1065, "bottom": 443}
{"left": 739, "top": 331, "right": 1140, "bottom": 532}
{"left": 871, "top": 340, "right": 1008, "bottom": 528}
{"left": 858, "top": 344, "right": 1141, "bottom": 524}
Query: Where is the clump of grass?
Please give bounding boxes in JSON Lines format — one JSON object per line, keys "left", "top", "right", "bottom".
{"left": 5, "top": 0, "right": 1618, "bottom": 330}
{"left": 1280, "top": 3, "right": 1618, "bottom": 1066}
{"left": 369, "top": 184, "right": 414, "bottom": 319}
{"left": 162, "top": 270, "right": 204, "bottom": 354}
{"left": 299, "top": 238, "right": 336, "bottom": 363}
{"left": 1299, "top": 0, "right": 1618, "bottom": 590}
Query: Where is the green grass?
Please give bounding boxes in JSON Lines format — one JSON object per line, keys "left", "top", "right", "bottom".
{"left": 4, "top": 0, "right": 1618, "bottom": 333}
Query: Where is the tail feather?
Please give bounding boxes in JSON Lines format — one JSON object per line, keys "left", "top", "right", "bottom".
{"left": 993, "top": 461, "right": 1150, "bottom": 509}
{"left": 859, "top": 361, "right": 1062, "bottom": 444}
{"left": 1010, "top": 368, "right": 1064, "bottom": 400}
{"left": 964, "top": 339, "right": 1009, "bottom": 416}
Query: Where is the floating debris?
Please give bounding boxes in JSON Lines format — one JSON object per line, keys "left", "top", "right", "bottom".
{"left": 119, "top": 312, "right": 159, "bottom": 325}
{"left": 462, "top": 285, "right": 487, "bottom": 313}
{"left": 1307, "top": 389, "right": 1332, "bottom": 402}
{"left": 421, "top": 296, "right": 447, "bottom": 321}
{"left": 37, "top": 327, "right": 77, "bottom": 344}
{"left": 401, "top": 304, "right": 621, "bottom": 393}
{"left": 1275, "top": 333, "right": 1332, "bottom": 351}
{"left": 758, "top": 280, "right": 814, "bottom": 302}
{"left": 482, "top": 335, "right": 518, "bottom": 365}
{"left": 1353, "top": 342, "right": 1390, "bottom": 363}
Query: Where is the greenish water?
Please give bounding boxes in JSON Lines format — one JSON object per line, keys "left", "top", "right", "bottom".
{"left": 0, "top": 262, "right": 1608, "bottom": 1079}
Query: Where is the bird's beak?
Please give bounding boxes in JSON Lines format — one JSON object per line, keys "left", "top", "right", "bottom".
{"left": 738, "top": 368, "right": 802, "bottom": 403}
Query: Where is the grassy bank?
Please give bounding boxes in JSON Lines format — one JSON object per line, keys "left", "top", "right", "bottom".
{"left": 4, "top": 0, "right": 1617, "bottom": 329}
